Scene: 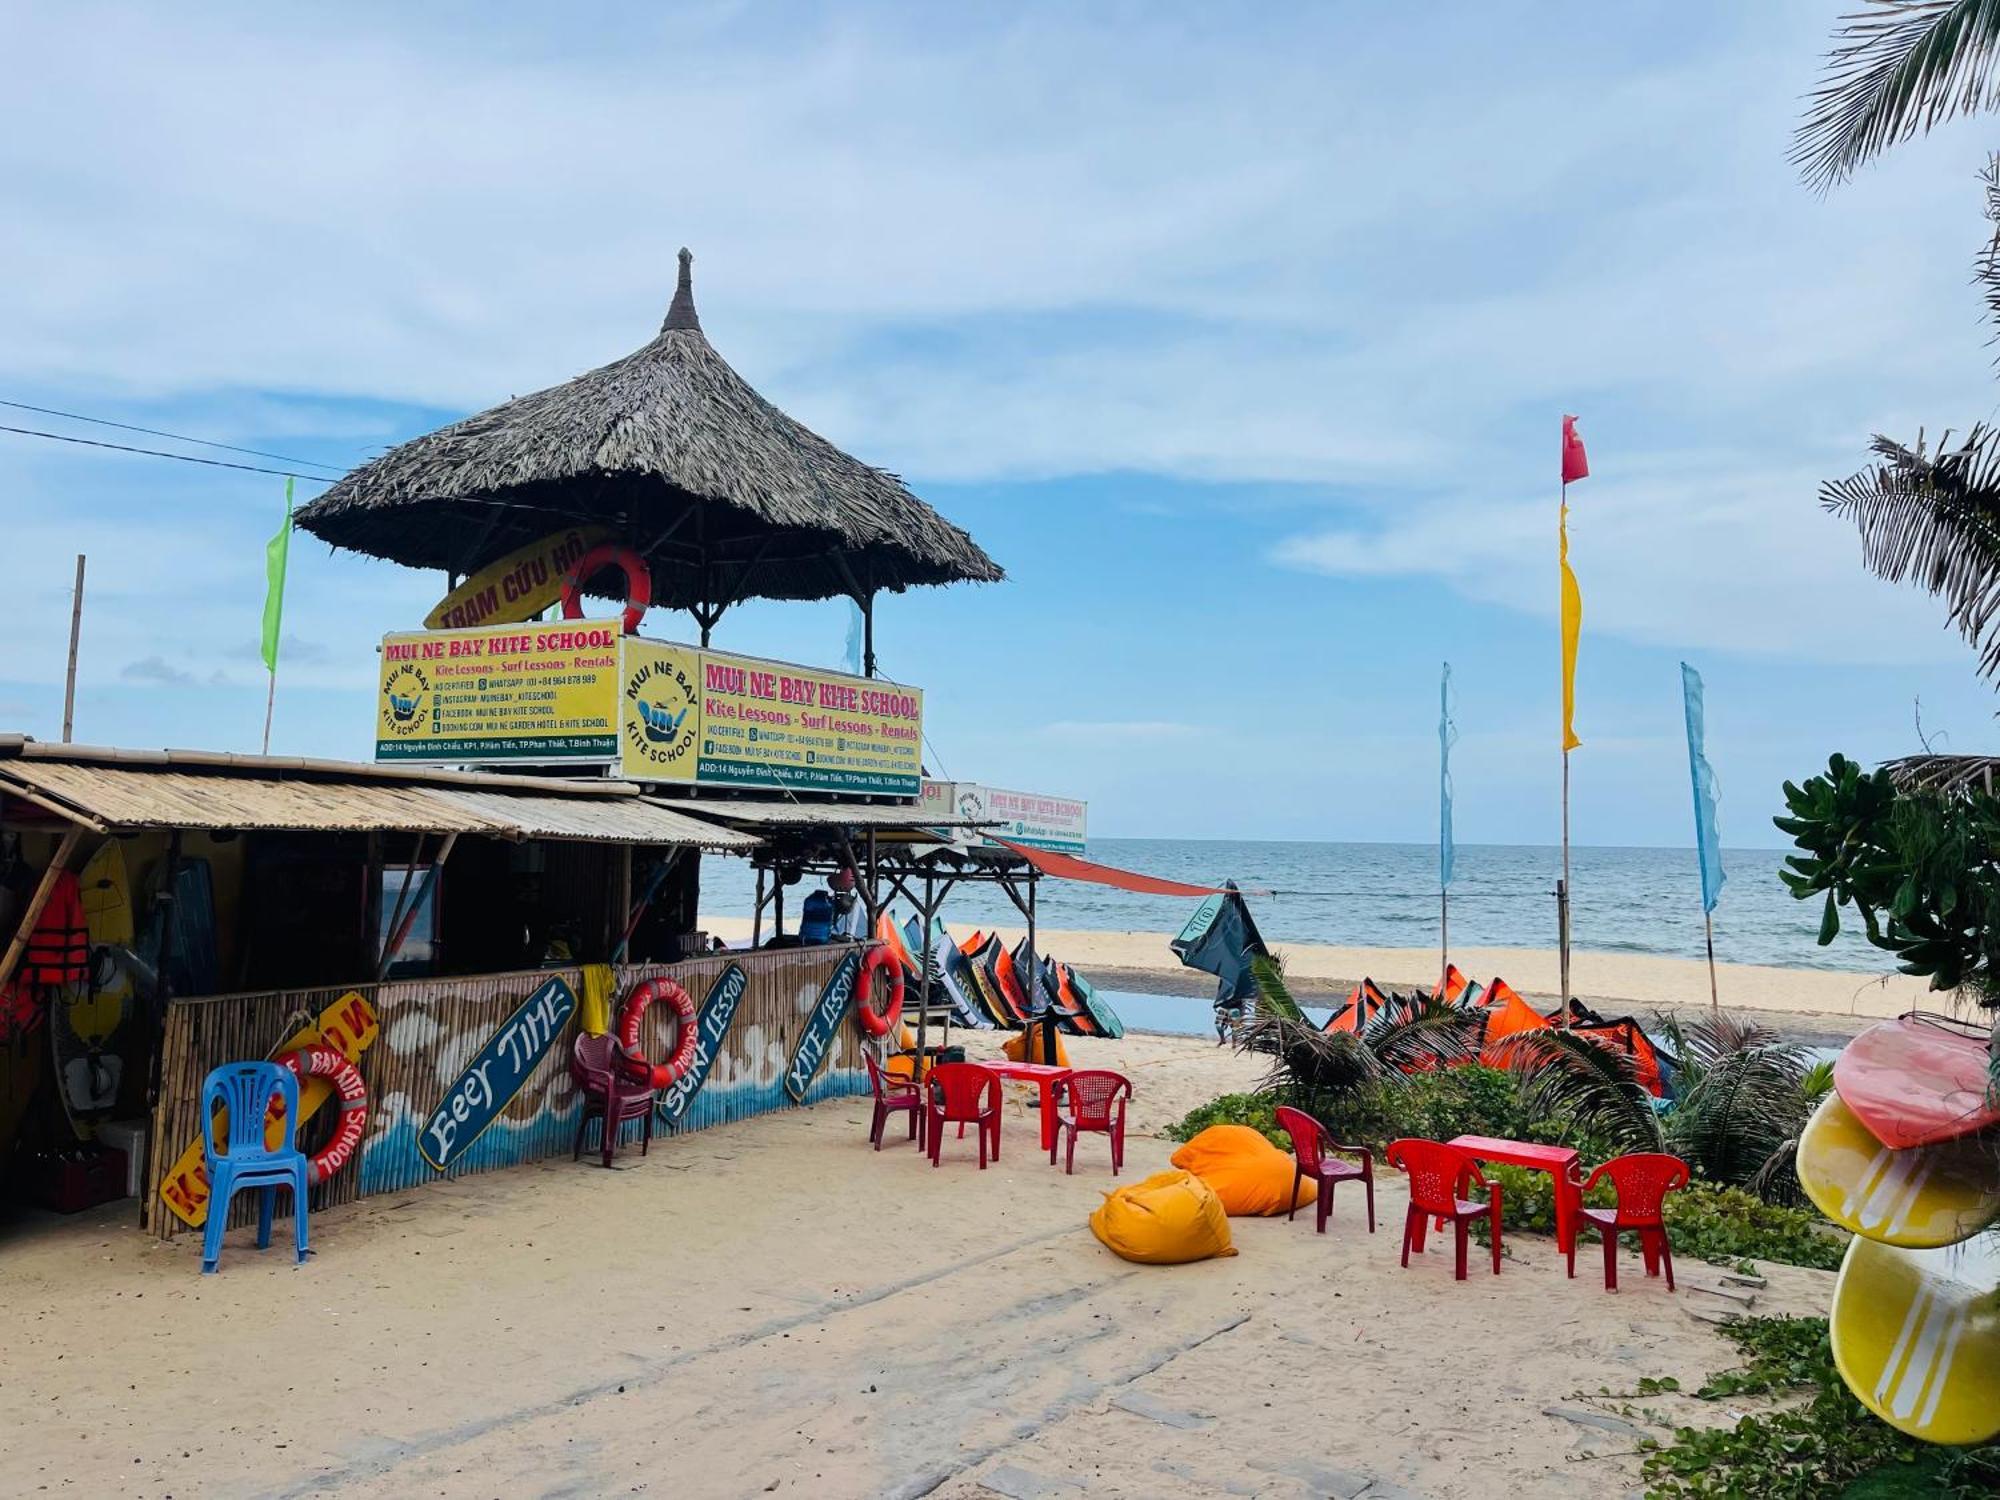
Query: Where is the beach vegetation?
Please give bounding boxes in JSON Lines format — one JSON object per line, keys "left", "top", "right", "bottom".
{"left": 1794, "top": 1, "right": 2000, "bottom": 191}
{"left": 1639, "top": 1316, "right": 2000, "bottom": 1498}
{"left": 1779, "top": 752, "right": 2000, "bottom": 1009}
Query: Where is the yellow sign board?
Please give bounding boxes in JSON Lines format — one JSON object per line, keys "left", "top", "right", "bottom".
{"left": 424, "top": 527, "right": 610, "bottom": 631}
{"left": 158, "top": 991, "right": 379, "bottom": 1228}
{"left": 682, "top": 647, "right": 923, "bottom": 795}
{"left": 378, "top": 622, "right": 622, "bottom": 763}
{"left": 378, "top": 626, "right": 923, "bottom": 795}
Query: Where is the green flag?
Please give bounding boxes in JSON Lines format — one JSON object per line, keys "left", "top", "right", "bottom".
{"left": 260, "top": 477, "right": 293, "bottom": 673}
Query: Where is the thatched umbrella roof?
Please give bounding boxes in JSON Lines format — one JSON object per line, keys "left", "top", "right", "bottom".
{"left": 296, "top": 250, "right": 1001, "bottom": 619}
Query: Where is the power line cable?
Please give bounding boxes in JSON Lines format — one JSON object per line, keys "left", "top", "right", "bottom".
{"left": 0, "top": 423, "right": 334, "bottom": 482}
{"left": 0, "top": 398, "right": 348, "bottom": 472}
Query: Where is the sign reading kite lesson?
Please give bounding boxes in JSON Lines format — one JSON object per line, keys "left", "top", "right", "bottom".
{"left": 378, "top": 626, "right": 923, "bottom": 796}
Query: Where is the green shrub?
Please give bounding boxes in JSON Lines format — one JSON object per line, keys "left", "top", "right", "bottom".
{"left": 1642, "top": 1316, "right": 2000, "bottom": 1498}
{"left": 1321, "top": 1064, "right": 1537, "bottom": 1149}
{"left": 1476, "top": 1170, "right": 1844, "bottom": 1270}
{"left": 1163, "top": 1093, "right": 1286, "bottom": 1148}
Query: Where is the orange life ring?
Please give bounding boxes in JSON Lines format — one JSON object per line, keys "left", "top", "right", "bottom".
{"left": 275, "top": 1045, "right": 368, "bottom": 1187}
{"left": 854, "top": 944, "right": 905, "bottom": 1038}
{"left": 617, "top": 977, "right": 698, "bottom": 1089}
{"left": 559, "top": 543, "right": 652, "bottom": 636}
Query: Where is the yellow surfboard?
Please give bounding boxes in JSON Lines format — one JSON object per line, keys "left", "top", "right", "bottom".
{"left": 1798, "top": 1093, "right": 2000, "bottom": 1249}
{"left": 157, "top": 990, "right": 378, "bottom": 1228}
{"left": 1830, "top": 1232, "right": 2000, "bottom": 1447}
{"left": 72, "top": 838, "right": 134, "bottom": 1040}
{"left": 423, "top": 526, "right": 610, "bottom": 630}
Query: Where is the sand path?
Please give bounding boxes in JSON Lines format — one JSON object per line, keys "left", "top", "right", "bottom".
{"left": 1, "top": 1031, "right": 1831, "bottom": 1500}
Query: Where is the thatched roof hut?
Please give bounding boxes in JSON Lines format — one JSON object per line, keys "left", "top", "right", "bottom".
{"left": 297, "top": 250, "right": 1001, "bottom": 643}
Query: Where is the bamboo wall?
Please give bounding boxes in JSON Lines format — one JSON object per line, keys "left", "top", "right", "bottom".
{"left": 144, "top": 946, "right": 867, "bottom": 1240}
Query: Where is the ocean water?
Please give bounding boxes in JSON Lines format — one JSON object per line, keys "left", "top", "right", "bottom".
{"left": 701, "top": 840, "right": 1879, "bottom": 974}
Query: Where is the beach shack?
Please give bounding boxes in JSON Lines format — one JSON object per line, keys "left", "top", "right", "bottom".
{"left": 0, "top": 251, "right": 1043, "bottom": 1240}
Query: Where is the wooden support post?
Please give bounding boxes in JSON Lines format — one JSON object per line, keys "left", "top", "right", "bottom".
{"left": 378, "top": 832, "right": 455, "bottom": 979}
{"left": 0, "top": 827, "right": 82, "bottom": 992}
{"left": 62, "top": 554, "right": 85, "bottom": 743}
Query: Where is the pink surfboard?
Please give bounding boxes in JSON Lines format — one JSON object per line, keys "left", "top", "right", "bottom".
{"left": 1834, "top": 1015, "right": 2000, "bottom": 1150}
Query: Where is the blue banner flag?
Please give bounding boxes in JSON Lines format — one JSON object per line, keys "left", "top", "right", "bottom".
{"left": 1439, "top": 662, "right": 1457, "bottom": 890}
{"left": 1681, "top": 662, "right": 1725, "bottom": 913}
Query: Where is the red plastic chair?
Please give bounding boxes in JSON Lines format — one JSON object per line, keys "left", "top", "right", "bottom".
{"left": 570, "top": 1033, "right": 654, "bottom": 1168}
{"left": 1568, "top": 1152, "right": 1691, "bottom": 1291}
{"left": 1274, "top": 1105, "right": 1375, "bottom": 1234}
{"left": 1049, "top": 1070, "right": 1131, "bottom": 1175}
{"left": 864, "top": 1049, "right": 924, "bottom": 1151}
{"left": 1386, "top": 1137, "right": 1501, "bottom": 1278}
{"left": 925, "top": 1062, "right": 1001, "bottom": 1169}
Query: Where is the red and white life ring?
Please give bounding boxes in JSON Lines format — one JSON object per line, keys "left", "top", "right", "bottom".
{"left": 854, "top": 944, "right": 905, "bottom": 1038}
{"left": 616, "top": 977, "right": 698, "bottom": 1089}
{"left": 559, "top": 543, "right": 653, "bottom": 636}
{"left": 275, "top": 1045, "right": 368, "bottom": 1187}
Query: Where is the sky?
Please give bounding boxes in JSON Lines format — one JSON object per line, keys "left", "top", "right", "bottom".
{"left": 4, "top": 2, "right": 2000, "bottom": 847}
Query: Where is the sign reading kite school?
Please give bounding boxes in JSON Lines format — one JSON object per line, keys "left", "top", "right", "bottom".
{"left": 378, "top": 625, "right": 923, "bottom": 796}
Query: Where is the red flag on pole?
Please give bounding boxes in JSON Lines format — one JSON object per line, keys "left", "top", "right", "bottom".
{"left": 1561, "top": 414, "right": 1590, "bottom": 484}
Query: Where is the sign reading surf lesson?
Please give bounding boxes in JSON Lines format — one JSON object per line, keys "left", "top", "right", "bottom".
{"left": 657, "top": 962, "right": 748, "bottom": 1124}
{"left": 419, "top": 975, "right": 577, "bottom": 1173}
{"left": 378, "top": 627, "right": 922, "bottom": 796}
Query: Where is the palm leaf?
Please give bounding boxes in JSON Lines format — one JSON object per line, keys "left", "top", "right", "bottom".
{"left": 1794, "top": 0, "right": 2000, "bottom": 191}
{"left": 1242, "top": 1014, "right": 1378, "bottom": 1114}
{"left": 1357, "top": 995, "right": 1482, "bottom": 1072}
{"left": 1508, "top": 1028, "right": 1664, "bottom": 1156}
{"left": 1248, "top": 952, "right": 1305, "bottom": 1022}
{"left": 1822, "top": 424, "right": 2000, "bottom": 681}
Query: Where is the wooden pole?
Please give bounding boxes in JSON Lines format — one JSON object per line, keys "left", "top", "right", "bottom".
{"left": 61, "top": 554, "right": 84, "bottom": 743}
{"left": 862, "top": 592, "right": 876, "bottom": 679}
{"left": 260, "top": 670, "right": 277, "bottom": 757}
{"left": 1560, "top": 752, "right": 1572, "bottom": 1029}
{"left": 0, "top": 828, "right": 81, "bottom": 992}
{"left": 1440, "top": 889, "right": 1449, "bottom": 996}
{"left": 1703, "top": 910, "right": 1720, "bottom": 1013}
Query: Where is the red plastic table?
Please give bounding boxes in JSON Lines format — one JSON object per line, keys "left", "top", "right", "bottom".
{"left": 1447, "top": 1134, "right": 1582, "bottom": 1254}
{"left": 981, "top": 1061, "right": 1071, "bottom": 1153}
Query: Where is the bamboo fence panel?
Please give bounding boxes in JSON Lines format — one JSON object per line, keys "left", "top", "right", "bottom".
{"left": 145, "top": 947, "right": 864, "bottom": 1240}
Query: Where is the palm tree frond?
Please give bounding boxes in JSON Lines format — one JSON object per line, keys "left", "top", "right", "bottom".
{"left": 1794, "top": 0, "right": 2000, "bottom": 191}
{"left": 1823, "top": 424, "right": 2000, "bottom": 681}
{"left": 1358, "top": 996, "right": 1483, "bottom": 1072}
{"left": 1248, "top": 952, "right": 1305, "bottom": 1022}
{"left": 1509, "top": 1029, "right": 1664, "bottom": 1156}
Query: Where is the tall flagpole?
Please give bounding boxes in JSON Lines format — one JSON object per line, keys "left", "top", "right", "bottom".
{"left": 260, "top": 477, "right": 294, "bottom": 756}
{"left": 1439, "top": 660, "right": 1455, "bottom": 995}
{"left": 1558, "top": 415, "right": 1589, "bottom": 1032}
{"left": 1559, "top": 521, "right": 1572, "bottom": 1032}
{"left": 1681, "top": 661, "right": 1726, "bottom": 1013}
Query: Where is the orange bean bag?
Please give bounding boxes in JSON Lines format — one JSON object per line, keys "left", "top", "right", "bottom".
{"left": 1089, "top": 1169, "right": 1237, "bottom": 1264}
{"left": 1169, "top": 1124, "right": 1317, "bottom": 1216}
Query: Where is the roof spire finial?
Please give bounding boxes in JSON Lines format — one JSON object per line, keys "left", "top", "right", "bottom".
{"left": 663, "top": 247, "right": 701, "bottom": 333}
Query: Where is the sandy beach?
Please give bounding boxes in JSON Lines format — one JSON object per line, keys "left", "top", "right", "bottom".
{"left": 706, "top": 917, "right": 1948, "bottom": 1034}
{"left": 0, "top": 1025, "right": 1833, "bottom": 1500}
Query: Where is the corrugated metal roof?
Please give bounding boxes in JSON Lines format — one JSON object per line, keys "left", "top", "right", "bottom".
{"left": 674, "top": 798, "right": 982, "bottom": 831}
{"left": 432, "top": 788, "right": 758, "bottom": 848}
{"left": 0, "top": 760, "right": 759, "bottom": 848}
{"left": 0, "top": 761, "right": 498, "bottom": 834}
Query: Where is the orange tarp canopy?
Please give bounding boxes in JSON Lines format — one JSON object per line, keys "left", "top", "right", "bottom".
{"left": 990, "top": 838, "right": 1229, "bottom": 898}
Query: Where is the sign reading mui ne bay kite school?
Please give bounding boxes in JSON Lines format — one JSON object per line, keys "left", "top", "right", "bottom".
{"left": 377, "top": 624, "right": 923, "bottom": 796}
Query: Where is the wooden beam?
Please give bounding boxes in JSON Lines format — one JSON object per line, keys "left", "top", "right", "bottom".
{"left": 0, "top": 828, "right": 82, "bottom": 992}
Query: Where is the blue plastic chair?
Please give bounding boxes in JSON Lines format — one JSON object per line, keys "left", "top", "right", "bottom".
{"left": 200, "top": 1061, "right": 311, "bottom": 1273}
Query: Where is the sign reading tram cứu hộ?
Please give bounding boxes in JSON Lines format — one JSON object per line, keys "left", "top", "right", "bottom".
{"left": 377, "top": 624, "right": 924, "bottom": 797}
